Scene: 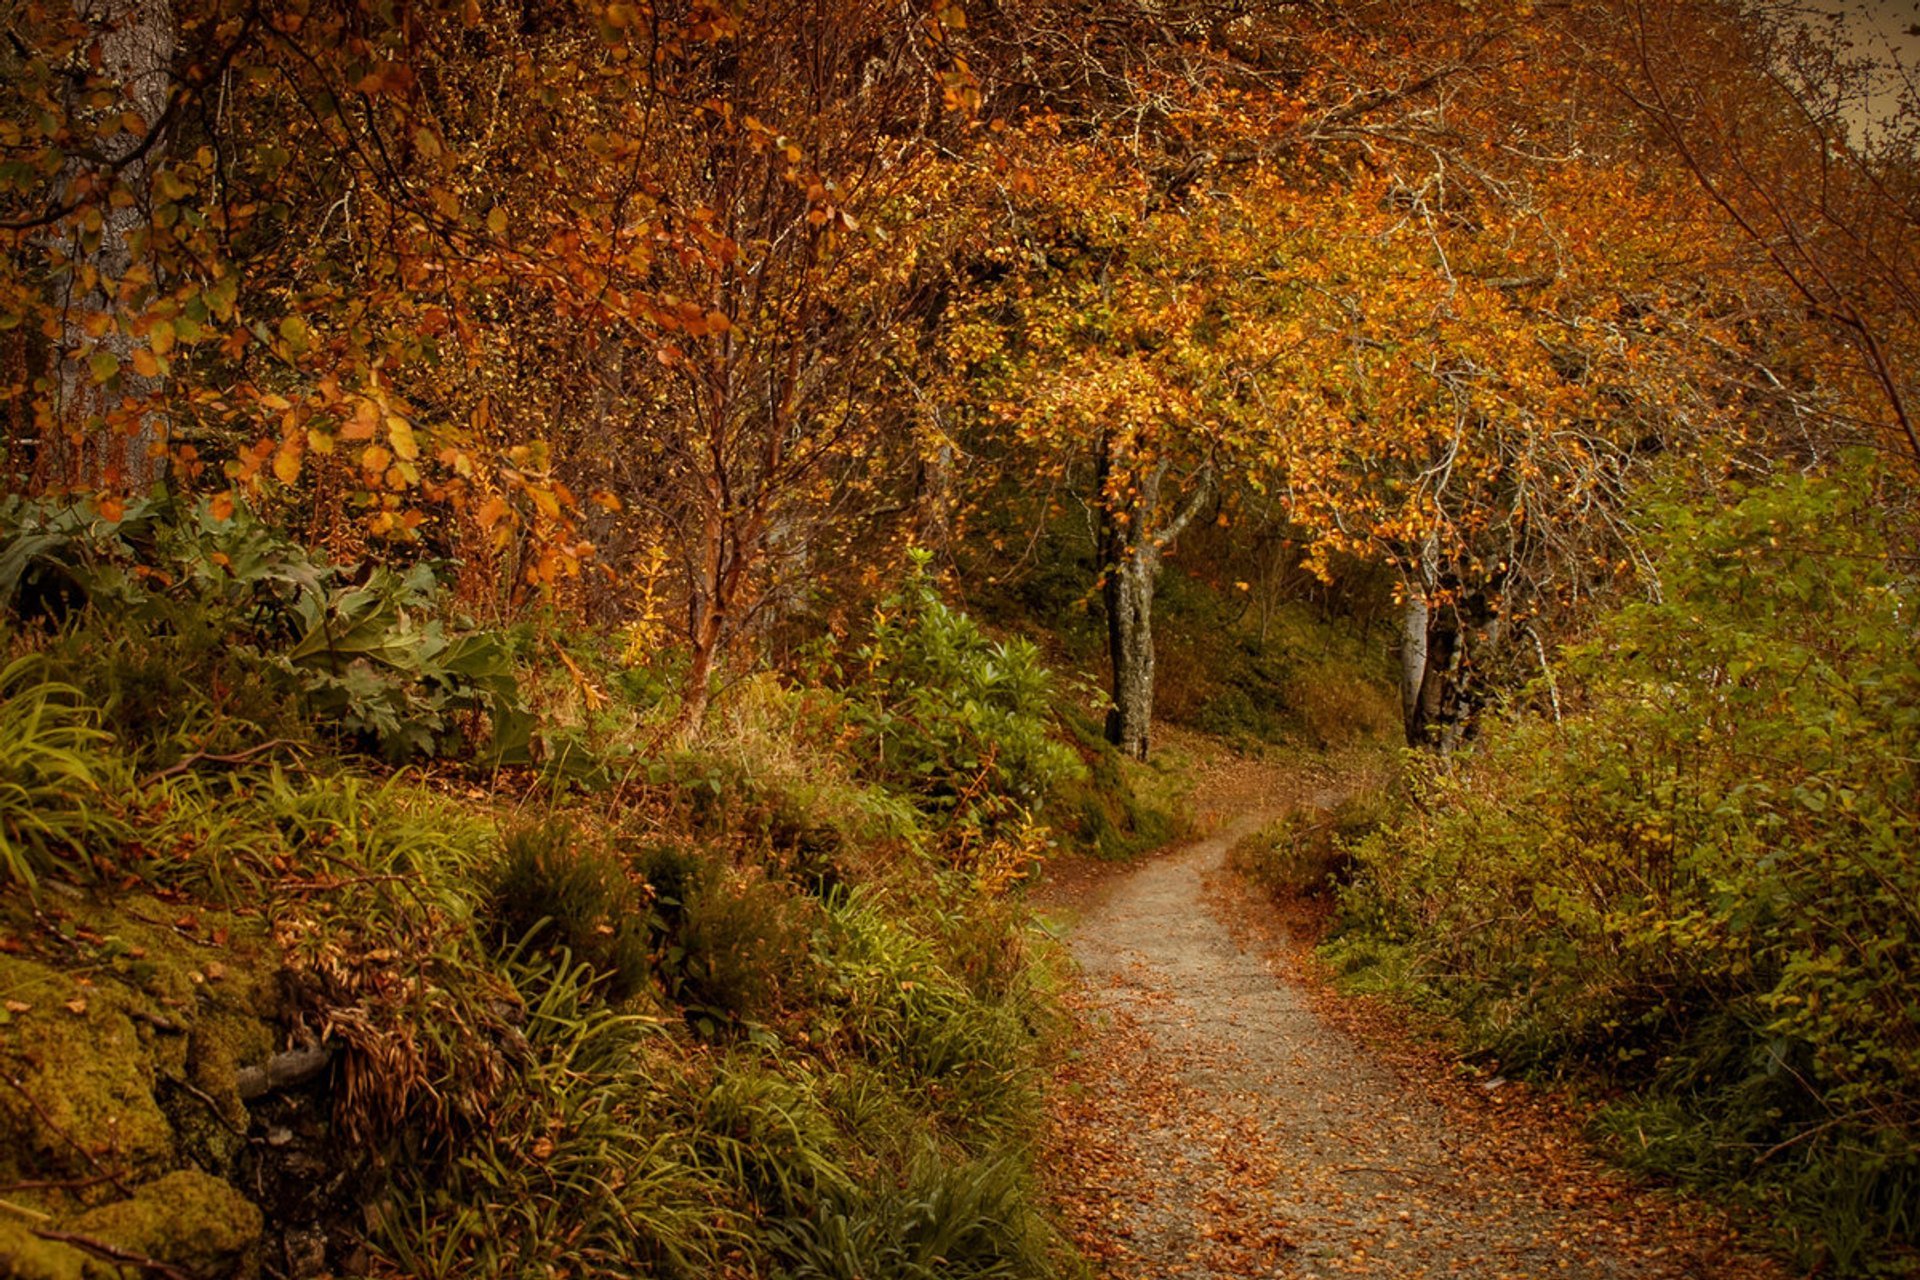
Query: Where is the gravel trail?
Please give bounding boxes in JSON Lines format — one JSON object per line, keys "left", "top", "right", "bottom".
{"left": 1041, "top": 756, "right": 1786, "bottom": 1280}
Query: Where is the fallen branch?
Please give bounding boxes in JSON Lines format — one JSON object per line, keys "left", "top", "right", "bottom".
{"left": 235, "top": 1045, "right": 333, "bottom": 1101}
{"left": 138, "top": 739, "right": 310, "bottom": 789}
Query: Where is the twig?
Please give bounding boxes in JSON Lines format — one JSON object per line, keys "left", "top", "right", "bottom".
{"left": 119, "top": 912, "right": 225, "bottom": 950}
{"left": 0, "top": 1171, "right": 123, "bottom": 1194}
{"left": 168, "top": 1077, "right": 245, "bottom": 1136}
{"left": 0, "top": 1076, "right": 134, "bottom": 1197}
{"left": 138, "top": 739, "right": 310, "bottom": 789}
{"left": 31, "top": 1226, "right": 204, "bottom": 1280}
{"left": 127, "top": 1009, "right": 187, "bottom": 1035}
{"left": 0, "top": 1195, "right": 51, "bottom": 1221}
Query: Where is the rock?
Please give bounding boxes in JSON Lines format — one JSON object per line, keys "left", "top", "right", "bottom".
{"left": 0, "top": 1217, "right": 92, "bottom": 1280}
{"left": 0, "top": 954, "right": 175, "bottom": 1185}
{"left": 67, "top": 1170, "right": 263, "bottom": 1276}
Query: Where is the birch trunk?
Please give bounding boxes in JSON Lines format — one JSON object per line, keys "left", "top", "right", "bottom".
{"left": 51, "top": 0, "right": 174, "bottom": 491}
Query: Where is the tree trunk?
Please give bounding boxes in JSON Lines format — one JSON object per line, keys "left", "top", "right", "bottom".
{"left": 1097, "top": 440, "right": 1210, "bottom": 762}
{"left": 1399, "top": 588, "right": 1430, "bottom": 740}
{"left": 670, "top": 488, "right": 732, "bottom": 739}
{"left": 50, "top": 0, "right": 174, "bottom": 492}
{"left": 1104, "top": 550, "right": 1156, "bottom": 761}
{"left": 1399, "top": 534, "right": 1441, "bottom": 747}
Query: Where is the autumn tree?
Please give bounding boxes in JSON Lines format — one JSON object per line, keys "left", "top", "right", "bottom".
{"left": 937, "top": 0, "right": 1810, "bottom": 750}
{"left": 2, "top": 1, "right": 688, "bottom": 565}
{"left": 1598, "top": 0, "right": 1920, "bottom": 475}
{"left": 572, "top": 0, "right": 970, "bottom": 734}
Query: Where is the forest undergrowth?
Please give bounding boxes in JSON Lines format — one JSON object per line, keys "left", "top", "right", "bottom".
{"left": 0, "top": 495, "right": 1185, "bottom": 1280}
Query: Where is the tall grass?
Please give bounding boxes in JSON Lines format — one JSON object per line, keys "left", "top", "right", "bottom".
{"left": 0, "top": 654, "right": 129, "bottom": 888}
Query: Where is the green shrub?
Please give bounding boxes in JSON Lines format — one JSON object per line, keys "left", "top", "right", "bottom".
{"left": 1335, "top": 466, "right": 1920, "bottom": 1272}
{"left": 0, "top": 492, "right": 531, "bottom": 764}
{"left": 849, "top": 550, "right": 1085, "bottom": 839}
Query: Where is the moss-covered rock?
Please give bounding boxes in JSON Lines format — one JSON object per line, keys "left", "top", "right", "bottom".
{"left": 0, "top": 952, "right": 176, "bottom": 1186}
{"left": 0, "top": 1217, "right": 96, "bottom": 1280}
{"left": 66, "top": 1170, "right": 263, "bottom": 1276}
{"left": 0, "top": 890, "right": 285, "bottom": 1275}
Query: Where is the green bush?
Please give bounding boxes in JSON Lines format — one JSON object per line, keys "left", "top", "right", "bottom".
{"left": 848, "top": 550, "right": 1085, "bottom": 838}
{"left": 1334, "top": 467, "right": 1920, "bottom": 1272}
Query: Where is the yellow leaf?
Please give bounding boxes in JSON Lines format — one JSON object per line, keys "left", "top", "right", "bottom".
{"left": 149, "top": 319, "right": 175, "bottom": 355}
{"left": 361, "top": 444, "right": 393, "bottom": 474}
{"left": 274, "top": 436, "right": 304, "bottom": 486}
{"left": 209, "top": 492, "right": 236, "bottom": 521}
{"left": 386, "top": 414, "right": 419, "bottom": 461}
{"left": 487, "top": 206, "right": 508, "bottom": 236}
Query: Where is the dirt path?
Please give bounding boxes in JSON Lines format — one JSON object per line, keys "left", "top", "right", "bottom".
{"left": 1039, "top": 754, "right": 1786, "bottom": 1280}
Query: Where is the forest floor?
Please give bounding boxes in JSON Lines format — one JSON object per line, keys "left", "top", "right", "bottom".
{"left": 1034, "top": 745, "right": 1791, "bottom": 1280}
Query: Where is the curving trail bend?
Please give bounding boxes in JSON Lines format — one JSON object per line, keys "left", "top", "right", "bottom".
{"left": 1040, "top": 755, "right": 1786, "bottom": 1280}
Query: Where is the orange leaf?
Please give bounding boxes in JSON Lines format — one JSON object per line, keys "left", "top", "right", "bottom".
{"left": 476, "top": 496, "right": 510, "bottom": 529}
{"left": 342, "top": 398, "right": 380, "bottom": 441}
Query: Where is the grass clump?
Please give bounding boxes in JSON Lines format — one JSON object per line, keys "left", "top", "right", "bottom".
{"left": 773, "top": 1149, "right": 1051, "bottom": 1280}
{"left": 0, "top": 654, "right": 130, "bottom": 888}
{"left": 486, "top": 819, "right": 653, "bottom": 1002}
